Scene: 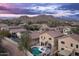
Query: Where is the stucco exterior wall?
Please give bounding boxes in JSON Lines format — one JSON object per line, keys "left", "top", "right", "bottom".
{"left": 39, "top": 33, "right": 55, "bottom": 54}
{"left": 58, "top": 37, "right": 79, "bottom": 53}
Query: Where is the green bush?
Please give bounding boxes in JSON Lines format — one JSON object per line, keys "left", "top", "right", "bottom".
{"left": 71, "top": 27, "right": 79, "bottom": 34}
{"left": 0, "top": 30, "right": 11, "bottom": 37}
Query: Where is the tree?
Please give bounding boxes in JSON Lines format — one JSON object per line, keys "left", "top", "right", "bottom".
{"left": 71, "top": 27, "right": 79, "bottom": 34}
{"left": 28, "top": 21, "right": 33, "bottom": 25}
{"left": 0, "top": 30, "right": 11, "bottom": 37}
{"left": 29, "top": 25, "right": 40, "bottom": 31}
{"left": 0, "top": 36, "right": 2, "bottom": 47}
{"left": 23, "top": 24, "right": 30, "bottom": 30}
{"left": 24, "top": 24, "right": 40, "bottom": 31}
{"left": 48, "top": 20, "right": 60, "bottom": 27}
{"left": 18, "top": 32, "right": 32, "bottom": 55}
{"left": 0, "top": 36, "right": 9, "bottom": 56}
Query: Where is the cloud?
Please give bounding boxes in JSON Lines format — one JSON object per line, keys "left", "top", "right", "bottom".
{"left": 52, "top": 10, "right": 79, "bottom": 17}
{"left": 0, "top": 14, "right": 21, "bottom": 17}
{"left": 0, "top": 14, "right": 39, "bottom": 17}
{"left": 0, "top": 3, "right": 79, "bottom": 20}
{"left": 21, "top": 4, "right": 61, "bottom": 12}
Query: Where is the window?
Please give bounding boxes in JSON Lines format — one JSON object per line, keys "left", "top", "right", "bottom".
{"left": 75, "top": 52, "right": 79, "bottom": 56}
{"left": 49, "top": 38, "right": 52, "bottom": 40}
{"left": 61, "top": 48, "right": 64, "bottom": 50}
{"left": 41, "top": 42, "right": 44, "bottom": 46}
{"left": 44, "top": 37, "right": 45, "bottom": 39}
{"left": 45, "top": 41, "right": 48, "bottom": 46}
{"left": 71, "top": 43, "right": 73, "bottom": 47}
{"left": 76, "top": 45, "right": 78, "bottom": 48}
{"left": 41, "top": 36, "right": 42, "bottom": 39}
{"left": 61, "top": 41, "right": 65, "bottom": 44}
{"left": 48, "top": 43, "right": 52, "bottom": 49}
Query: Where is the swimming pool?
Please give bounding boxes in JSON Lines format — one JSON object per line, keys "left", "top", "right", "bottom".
{"left": 31, "top": 47, "right": 42, "bottom": 56}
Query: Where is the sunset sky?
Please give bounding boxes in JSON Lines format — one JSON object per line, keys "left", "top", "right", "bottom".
{"left": 0, "top": 3, "right": 79, "bottom": 20}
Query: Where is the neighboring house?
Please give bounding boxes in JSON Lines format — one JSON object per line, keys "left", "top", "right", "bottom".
{"left": 9, "top": 28, "right": 27, "bottom": 38}
{"left": 0, "top": 23, "right": 8, "bottom": 30}
{"left": 8, "top": 26, "right": 23, "bottom": 29}
{"left": 55, "top": 26, "right": 72, "bottom": 35}
{"left": 58, "top": 34, "right": 79, "bottom": 56}
{"left": 71, "top": 22, "right": 79, "bottom": 26}
{"left": 40, "top": 24, "right": 72, "bottom": 35}
{"left": 39, "top": 31, "right": 63, "bottom": 55}
{"left": 19, "top": 23, "right": 26, "bottom": 26}
{"left": 9, "top": 28, "right": 26, "bottom": 33}
{"left": 31, "top": 24, "right": 41, "bottom": 27}
{"left": 30, "top": 31, "right": 41, "bottom": 46}
{"left": 63, "top": 26, "right": 71, "bottom": 35}
{"left": 56, "top": 26, "right": 64, "bottom": 33}
{"left": 40, "top": 24, "right": 49, "bottom": 31}
{"left": 40, "top": 24, "right": 63, "bottom": 32}
{"left": 48, "top": 26, "right": 64, "bottom": 32}
{"left": 3, "top": 25, "right": 26, "bottom": 38}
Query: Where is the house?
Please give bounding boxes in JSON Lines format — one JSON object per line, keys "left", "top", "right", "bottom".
{"left": 39, "top": 31, "right": 63, "bottom": 55}
{"left": 63, "top": 26, "right": 71, "bottom": 35}
{"left": 10, "top": 28, "right": 27, "bottom": 38}
{"left": 58, "top": 34, "right": 79, "bottom": 56}
{"left": 40, "top": 24, "right": 63, "bottom": 32}
{"left": 48, "top": 26, "right": 64, "bottom": 32}
{"left": 40, "top": 24, "right": 49, "bottom": 31}
{"left": 9, "top": 28, "right": 26, "bottom": 33}
{"left": 40, "top": 24, "right": 72, "bottom": 35}
{"left": 71, "top": 22, "right": 79, "bottom": 26}
{"left": 0, "top": 23, "right": 8, "bottom": 30}
{"left": 6, "top": 26, "right": 26, "bottom": 38}
{"left": 8, "top": 26, "right": 23, "bottom": 29}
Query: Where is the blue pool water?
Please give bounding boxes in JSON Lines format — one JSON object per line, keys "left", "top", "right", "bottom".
{"left": 31, "top": 47, "right": 42, "bottom": 56}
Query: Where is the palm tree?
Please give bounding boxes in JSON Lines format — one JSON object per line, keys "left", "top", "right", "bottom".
{"left": 18, "top": 32, "right": 32, "bottom": 55}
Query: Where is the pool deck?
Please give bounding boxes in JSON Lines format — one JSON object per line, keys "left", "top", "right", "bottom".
{"left": 31, "top": 46, "right": 51, "bottom": 56}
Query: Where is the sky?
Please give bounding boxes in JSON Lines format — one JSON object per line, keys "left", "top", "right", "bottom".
{"left": 0, "top": 3, "right": 79, "bottom": 20}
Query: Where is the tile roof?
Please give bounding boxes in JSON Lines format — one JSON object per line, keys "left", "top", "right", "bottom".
{"left": 58, "top": 34, "right": 79, "bottom": 42}
{"left": 70, "top": 34, "right": 79, "bottom": 42}
{"left": 0, "top": 23, "right": 8, "bottom": 27}
{"left": 10, "top": 28, "right": 26, "bottom": 33}
{"left": 30, "top": 31, "right": 42, "bottom": 39}
{"left": 8, "top": 26, "right": 22, "bottom": 29}
{"left": 42, "top": 31, "right": 63, "bottom": 38}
